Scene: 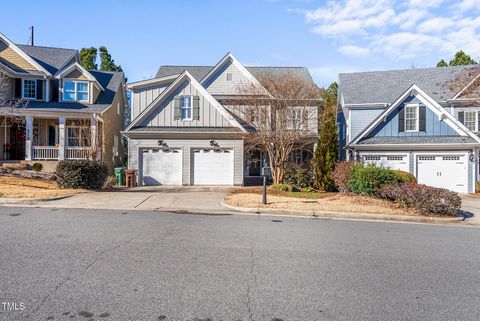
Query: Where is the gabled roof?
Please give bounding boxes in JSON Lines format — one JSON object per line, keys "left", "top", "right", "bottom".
{"left": 55, "top": 62, "right": 105, "bottom": 91}
{"left": 126, "top": 74, "right": 179, "bottom": 90}
{"left": 350, "top": 84, "right": 480, "bottom": 145}
{"left": 16, "top": 44, "right": 78, "bottom": 75}
{"left": 339, "top": 65, "right": 480, "bottom": 105}
{"left": 0, "top": 32, "right": 52, "bottom": 76}
{"left": 125, "top": 71, "right": 246, "bottom": 132}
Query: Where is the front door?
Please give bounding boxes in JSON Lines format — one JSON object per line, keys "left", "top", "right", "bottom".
{"left": 9, "top": 125, "right": 25, "bottom": 160}
{"left": 48, "top": 126, "right": 57, "bottom": 146}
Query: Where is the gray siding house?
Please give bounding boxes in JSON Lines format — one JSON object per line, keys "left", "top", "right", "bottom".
{"left": 124, "top": 53, "right": 318, "bottom": 186}
{"left": 338, "top": 66, "right": 480, "bottom": 193}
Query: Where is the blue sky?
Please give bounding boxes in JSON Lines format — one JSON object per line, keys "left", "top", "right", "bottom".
{"left": 2, "top": 0, "right": 480, "bottom": 87}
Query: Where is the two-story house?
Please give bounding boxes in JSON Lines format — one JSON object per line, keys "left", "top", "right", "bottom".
{"left": 124, "top": 53, "right": 318, "bottom": 186}
{"left": 338, "top": 66, "right": 480, "bottom": 193}
{"left": 0, "top": 32, "right": 127, "bottom": 173}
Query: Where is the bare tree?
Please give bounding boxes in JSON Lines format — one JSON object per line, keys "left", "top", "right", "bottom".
{"left": 228, "top": 74, "right": 322, "bottom": 184}
{"left": 444, "top": 65, "right": 480, "bottom": 104}
{"left": 66, "top": 118, "right": 102, "bottom": 160}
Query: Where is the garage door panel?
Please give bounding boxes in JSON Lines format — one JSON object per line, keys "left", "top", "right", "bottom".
{"left": 141, "top": 149, "right": 182, "bottom": 186}
{"left": 363, "top": 155, "right": 409, "bottom": 172}
{"left": 416, "top": 154, "right": 467, "bottom": 193}
{"left": 193, "top": 149, "right": 234, "bottom": 185}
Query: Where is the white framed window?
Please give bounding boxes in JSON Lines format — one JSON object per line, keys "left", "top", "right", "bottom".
{"left": 22, "top": 79, "right": 37, "bottom": 99}
{"left": 287, "top": 108, "right": 304, "bottom": 129}
{"left": 180, "top": 95, "right": 192, "bottom": 120}
{"left": 249, "top": 109, "right": 259, "bottom": 123}
{"left": 66, "top": 126, "right": 89, "bottom": 146}
{"left": 63, "top": 80, "right": 89, "bottom": 102}
{"left": 405, "top": 104, "right": 419, "bottom": 132}
{"left": 464, "top": 111, "right": 477, "bottom": 132}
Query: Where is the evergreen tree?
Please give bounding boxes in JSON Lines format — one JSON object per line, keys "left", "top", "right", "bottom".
{"left": 312, "top": 88, "right": 338, "bottom": 191}
{"left": 436, "top": 59, "right": 448, "bottom": 67}
{"left": 79, "top": 47, "right": 98, "bottom": 70}
{"left": 437, "top": 50, "right": 477, "bottom": 67}
{"left": 99, "top": 46, "right": 123, "bottom": 72}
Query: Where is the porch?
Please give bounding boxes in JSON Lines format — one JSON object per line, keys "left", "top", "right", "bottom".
{"left": 0, "top": 115, "right": 101, "bottom": 162}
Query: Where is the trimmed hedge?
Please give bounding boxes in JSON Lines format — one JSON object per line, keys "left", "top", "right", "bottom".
{"left": 348, "top": 164, "right": 414, "bottom": 196}
{"left": 31, "top": 162, "right": 43, "bottom": 172}
{"left": 55, "top": 160, "right": 107, "bottom": 190}
{"left": 393, "top": 170, "right": 416, "bottom": 183}
{"left": 284, "top": 164, "right": 313, "bottom": 189}
{"left": 379, "top": 182, "right": 461, "bottom": 216}
{"left": 333, "top": 161, "right": 355, "bottom": 193}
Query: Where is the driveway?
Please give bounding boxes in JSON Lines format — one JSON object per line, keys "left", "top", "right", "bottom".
{"left": 37, "top": 186, "right": 236, "bottom": 213}
{"left": 1, "top": 206, "right": 479, "bottom": 321}
{"left": 461, "top": 194, "right": 480, "bottom": 225}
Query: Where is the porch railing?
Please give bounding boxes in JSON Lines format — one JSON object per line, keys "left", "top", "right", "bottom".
{"left": 32, "top": 146, "right": 59, "bottom": 160}
{"left": 66, "top": 147, "right": 93, "bottom": 160}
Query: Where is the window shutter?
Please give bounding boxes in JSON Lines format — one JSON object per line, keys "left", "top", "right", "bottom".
{"left": 477, "top": 112, "right": 480, "bottom": 132}
{"left": 173, "top": 96, "right": 181, "bottom": 120}
{"left": 15, "top": 78, "right": 21, "bottom": 98}
{"left": 458, "top": 111, "right": 464, "bottom": 124}
{"left": 192, "top": 96, "right": 200, "bottom": 120}
{"left": 419, "top": 105, "right": 426, "bottom": 131}
{"left": 398, "top": 106, "right": 405, "bottom": 132}
{"left": 36, "top": 80, "right": 43, "bottom": 100}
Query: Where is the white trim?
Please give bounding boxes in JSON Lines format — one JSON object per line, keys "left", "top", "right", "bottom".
{"left": 54, "top": 62, "right": 104, "bottom": 91}
{"left": 464, "top": 110, "right": 478, "bottom": 132}
{"left": 126, "top": 74, "right": 179, "bottom": 90}
{"left": 124, "top": 71, "right": 247, "bottom": 132}
{"left": 199, "top": 52, "right": 273, "bottom": 98}
{"left": 350, "top": 84, "right": 480, "bottom": 145}
{"left": 62, "top": 79, "right": 90, "bottom": 103}
{"left": 0, "top": 32, "right": 52, "bottom": 76}
{"left": 180, "top": 95, "right": 193, "bottom": 121}
{"left": 21, "top": 78, "right": 37, "bottom": 100}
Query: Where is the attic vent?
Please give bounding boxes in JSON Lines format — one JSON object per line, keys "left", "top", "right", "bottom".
{"left": 226, "top": 73, "right": 232, "bottom": 81}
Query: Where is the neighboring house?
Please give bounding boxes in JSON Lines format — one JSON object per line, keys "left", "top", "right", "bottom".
{"left": 0, "top": 32, "right": 127, "bottom": 173}
{"left": 338, "top": 66, "right": 480, "bottom": 193}
{"left": 124, "top": 53, "right": 318, "bottom": 186}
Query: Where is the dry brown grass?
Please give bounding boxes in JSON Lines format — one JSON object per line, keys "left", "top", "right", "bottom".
{"left": 225, "top": 192, "right": 414, "bottom": 215}
{"left": 0, "top": 176, "right": 86, "bottom": 199}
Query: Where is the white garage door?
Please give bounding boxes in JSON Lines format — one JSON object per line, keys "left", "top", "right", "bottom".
{"left": 416, "top": 154, "right": 468, "bottom": 193}
{"left": 141, "top": 148, "right": 182, "bottom": 185}
{"left": 363, "top": 155, "right": 409, "bottom": 172}
{"left": 193, "top": 148, "right": 234, "bottom": 185}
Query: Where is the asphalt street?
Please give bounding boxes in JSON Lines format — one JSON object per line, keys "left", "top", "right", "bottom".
{"left": 0, "top": 206, "right": 479, "bottom": 321}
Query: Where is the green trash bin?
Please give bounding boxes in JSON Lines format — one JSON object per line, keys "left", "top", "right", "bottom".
{"left": 114, "top": 167, "right": 124, "bottom": 186}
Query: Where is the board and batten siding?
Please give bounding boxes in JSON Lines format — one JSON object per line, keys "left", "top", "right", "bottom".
{"left": 130, "top": 82, "right": 171, "bottom": 121}
{"left": 140, "top": 79, "right": 231, "bottom": 128}
{"left": 128, "top": 138, "right": 244, "bottom": 186}
{"left": 349, "top": 108, "right": 384, "bottom": 142}
{"left": 203, "top": 60, "right": 253, "bottom": 96}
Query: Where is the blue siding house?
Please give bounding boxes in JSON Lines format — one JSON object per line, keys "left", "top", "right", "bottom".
{"left": 338, "top": 66, "right": 480, "bottom": 193}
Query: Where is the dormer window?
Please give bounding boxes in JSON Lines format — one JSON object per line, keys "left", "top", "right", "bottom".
{"left": 63, "top": 80, "right": 89, "bottom": 102}
{"left": 22, "top": 79, "right": 37, "bottom": 99}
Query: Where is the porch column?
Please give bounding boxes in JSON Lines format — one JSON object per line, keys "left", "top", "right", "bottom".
{"left": 25, "top": 116, "right": 33, "bottom": 161}
{"left": 90, "top": 117, "right": 98, "bottom": 160}
{"left": 58, "top": 117, "right": 66, "bottom": 160}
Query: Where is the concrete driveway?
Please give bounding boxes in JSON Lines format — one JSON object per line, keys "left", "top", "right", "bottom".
{"left": 38, "top": 186, "right": 237, "bottom": 213}
{"left": 461, "top": 194, "right": 480, "bottom": 225}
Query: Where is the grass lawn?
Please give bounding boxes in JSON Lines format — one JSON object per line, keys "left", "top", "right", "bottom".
{"left": 0, "top": 176, "right": 86, "bottom": 199}
{"left": 226, "top": 188, "right": 415, "bottom": 216}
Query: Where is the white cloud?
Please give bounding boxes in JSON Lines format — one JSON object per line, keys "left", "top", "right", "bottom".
{"left": 339, "top": 45, "right": 370, "bottom": 57}
{"left": 298, "top": 0, "right": 480, "bottom": 60}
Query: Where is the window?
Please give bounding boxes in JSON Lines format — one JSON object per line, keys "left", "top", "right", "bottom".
{"left": 364, "top": 156, "right": 381, "bottom": 161}
{"left": 287, "top": 109, "right": 303, "bottom": 129}
{"left": 67, "top": 127, "right": 89, "bottom": 146}
{"left": 405, "top": 105, "right": 419, "bottom": 132}
{"left": 114, "top": 135, "right": 119, "bottom": 156}
{"left": 249, "top": 109, "right": 259, "bottom": 123}
{"left": 22, "top": 79, "right": 36, "bottom": 99}
{"left": 464, "top": 111, "right": 477, "bottom": 132}
{"left": 226, "top": 73, "right": 233, "bottom": 81}
{"left": 180, "top": 95, "right": 192, "bottom": 120}
{"left": 63, "top": 80, "right": 89, "bottom": 102}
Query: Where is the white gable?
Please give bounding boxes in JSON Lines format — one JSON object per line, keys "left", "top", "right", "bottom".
{"left": 202, "top": 59, "right": 255, "bottom": 95}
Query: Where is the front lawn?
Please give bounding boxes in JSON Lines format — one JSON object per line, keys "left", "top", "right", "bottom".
{"left": 226, "top": 189, "right": 414, "bottom": 216}
{"left": 0, "top": 176, "right": 86, "bottom": 199}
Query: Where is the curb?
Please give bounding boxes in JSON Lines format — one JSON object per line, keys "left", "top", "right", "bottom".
{"left": 0, "top": 194, "right": 75, "bottom": 205}
{"left": 220, "top": 201, "right": 463, "bottom": 224}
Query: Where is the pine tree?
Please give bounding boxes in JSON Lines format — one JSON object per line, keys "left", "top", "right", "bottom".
{"left": 79, "top": 47, "right": 98, "bottom": 70}
{"left": 312, "top": 88, "right": 338, "bottom": 191}
{"left": 99, "top": 46, "right": 123, "bottom": 72}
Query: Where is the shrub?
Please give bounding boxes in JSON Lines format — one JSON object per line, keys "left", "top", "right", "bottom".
{"left": 284, "top": 164, "right": 312, "bottom": 189}
{"left": 303, "top": 186, "right": 316, "bottom": 193}
{"left": 103, "top": 176, "right": 118, "bottom": 190}
{"left": 269, "top": 183, "right": 299, "bottom": 192}
{"left": 348, "top": 164, "right": 416, "bottom": 196}
{"left": 55, "top": 160, "right": 107, "bottom": 190}
{"left": 333, "top": 161, "right": 355, "bottom": 193}
{"left": 31, "top": 162, "right": 43, "bottom": 172}
{"left": 393, "top": 170, "right": 416, "bottom": 183}
{"left": 379, "top": 183, "right": 461, "bottom": 216}
{"left": 476, "top": 181, "right": 480, "bottom": 193}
